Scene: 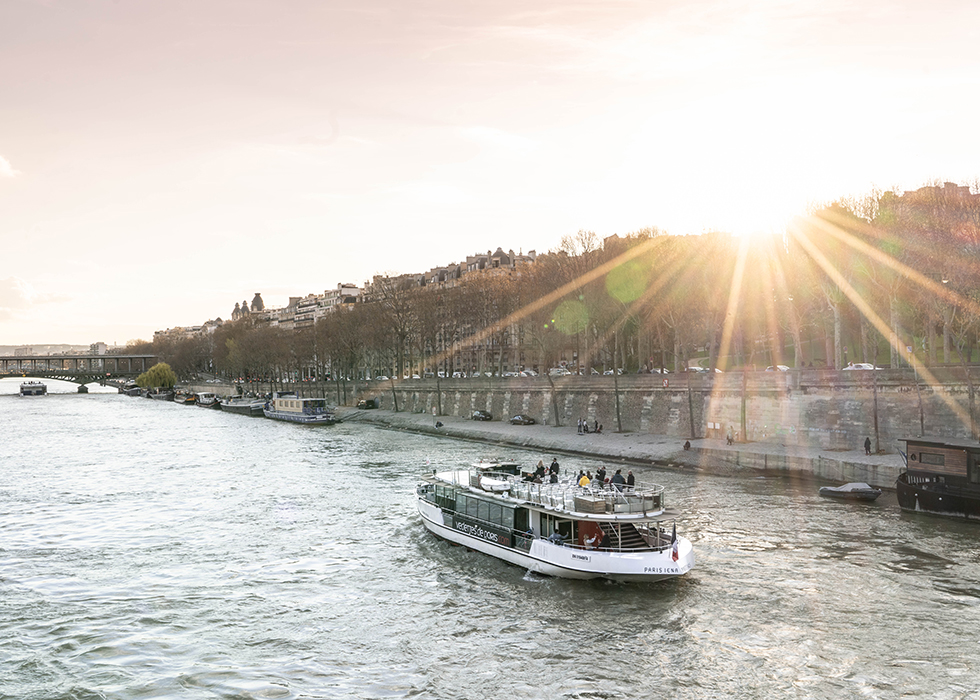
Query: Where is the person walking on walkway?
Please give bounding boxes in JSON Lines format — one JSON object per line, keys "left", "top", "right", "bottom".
{"left": 864, "top": 436, "right": 872, "bottom": 455}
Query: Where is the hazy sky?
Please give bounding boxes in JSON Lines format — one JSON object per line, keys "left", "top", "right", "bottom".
{"left": 3, "top": 0, "right": 979, "bottom": 345}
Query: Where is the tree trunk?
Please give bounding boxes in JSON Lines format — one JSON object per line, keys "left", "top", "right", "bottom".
{"left": 388, "top": 376, "right": 399, "bottom": 412}
{"left": 740, "top": 368, "right": 747, "bottom": 442}
{"left": 889, "top": 296, "right": 900, "bottom": 368}
{"left": 687, "top": 368, "right": 696, "bottom": 439}
{"left": 791, "top": 326, "right": 804, "bottom": 368}
{"left": 833, "top": 304, "right": 842, "bottom": 369}
{"left": 872, "top": 367, "right": 880, "bottom": 452}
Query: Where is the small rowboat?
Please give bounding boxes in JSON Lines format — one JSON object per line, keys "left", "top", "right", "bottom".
{"left": 819, "top": 482, "right": 882, "bottom": 501}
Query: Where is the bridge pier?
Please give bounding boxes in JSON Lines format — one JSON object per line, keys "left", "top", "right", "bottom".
{"left": 78, "top": 385, "right": 88, "bottom": 394}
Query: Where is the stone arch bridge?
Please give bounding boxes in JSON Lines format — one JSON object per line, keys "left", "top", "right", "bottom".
{"left": 0, "top": 354, "right": 158, "bottom": 390}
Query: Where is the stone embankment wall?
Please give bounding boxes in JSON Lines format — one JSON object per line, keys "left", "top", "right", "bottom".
{"left": 339, "top": 368, "right": 978, "bottom": 454}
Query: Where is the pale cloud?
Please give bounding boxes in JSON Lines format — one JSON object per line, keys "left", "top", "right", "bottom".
{"left": 0, "top": 278, "right": 65, "bottom": 320}
{"left": 458, "top": 126, "right": 538, "bottom": 153}
{"left": 0, "top": 155, "right": 19, "bottom": 177}
{"left": 390, "top": 181, "right": 472, "bottom": 205}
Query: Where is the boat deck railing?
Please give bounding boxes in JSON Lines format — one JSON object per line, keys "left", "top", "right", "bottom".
{"left": 475, "top": 471, "right": 665, "bottom": 515}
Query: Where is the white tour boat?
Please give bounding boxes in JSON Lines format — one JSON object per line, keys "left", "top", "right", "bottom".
{"left": 262, "top": 393, "right": 337, "bottom": 425}
{"left": 416, "top": 463, "right": 694, "bottom": 582}
{"left": 20, "top": 381, "right": 47, "bottom": 396}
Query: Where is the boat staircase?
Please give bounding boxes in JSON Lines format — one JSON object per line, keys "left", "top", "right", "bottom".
{"left": 598, "top": 522, "right": 655, "bottom": 550}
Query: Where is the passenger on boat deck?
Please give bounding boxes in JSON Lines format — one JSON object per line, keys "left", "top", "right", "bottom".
{"left": 534, "top": 462, "right": 547, "bottom": 481}
{"left": 547, "top": 529, "right": 566, "bottom": 544}
{"left": 549, "top": 457, "right": 560, "bottom": 477}
{"left": 578, "top": 472, "right": 591, "bottom": 487}
{"left": 626, "top": 471, "right": 635, "bottom": 487}
{"left": 598, "top": 532, "right": 611, "bottom": 549}
{"left": 610, "top": 469, "right": 626, "bottom": 490}
{"left": 596, "top": 467, "right": 607, "bottom": 483}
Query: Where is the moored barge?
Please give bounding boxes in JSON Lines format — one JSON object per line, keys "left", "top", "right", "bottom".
{"left": 897, "top": 437, "right": 980, "bottom": 521}
{"left": 416, "top": 464, "right": 694, "bottom": 582}
{"left": 263, "top": 394, "right": 337, "bottom": 425}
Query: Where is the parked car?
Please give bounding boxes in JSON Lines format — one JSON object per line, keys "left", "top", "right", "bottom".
{"left": 843, "top": 362, "right": 882, "bottom": 370}
{"left": 603, "top": 368, "right": 623, "bottom": 375}
{"left": 472, "top": 409, "right": 492, "bottom": 421}
{"left": 549, "top": 367, "right": 571, "bottom": 376}
{"left": 375, "top": 375, "right": 389, "bottom": 381}
{"left": 357, "top": 398, "right": 378, "bottom": 409}
{"left": 510, "top": 414, "right": 536, "bottom": 425}
{"left": 765, "top": 365, "right": 790, "bottom": 372}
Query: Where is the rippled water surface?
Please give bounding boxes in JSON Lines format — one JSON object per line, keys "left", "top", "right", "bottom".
{"left": 2, "top": 384, "right": 980, "bottom": 699}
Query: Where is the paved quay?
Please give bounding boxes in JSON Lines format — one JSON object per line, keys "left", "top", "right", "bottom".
{"left": 336, "top": 407, "right": 905, "bottom": 489}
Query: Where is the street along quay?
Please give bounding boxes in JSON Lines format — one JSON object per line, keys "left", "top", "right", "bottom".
{"left": 336, "top": 407, "right": 904, "bottom": 489}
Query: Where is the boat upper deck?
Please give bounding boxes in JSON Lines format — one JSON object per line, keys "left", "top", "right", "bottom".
{"left": 424, "top": 468, "right": 669, "bottom": 520}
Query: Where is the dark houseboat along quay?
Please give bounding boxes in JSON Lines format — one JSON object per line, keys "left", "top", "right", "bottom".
{"left": 897, "top": 437, "right": 980, "bottom": 521}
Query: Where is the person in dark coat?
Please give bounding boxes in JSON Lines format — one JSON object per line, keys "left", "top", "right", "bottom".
{"left": 864, "top": 436, "right": 872, "bottom": 455}
{"left": 610, "top": 469, "right": 626, "bottom": 491}
{"left": 626, "top": 471, "right": 635, "bottom": 488}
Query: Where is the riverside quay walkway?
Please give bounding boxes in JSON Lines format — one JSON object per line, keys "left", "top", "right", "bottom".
{"left": 0, "top": 354, "right": 157, "bottom": 386}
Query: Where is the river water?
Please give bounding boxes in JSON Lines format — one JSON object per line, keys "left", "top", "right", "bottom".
{"left": 2, "top": 380, "right": 980, "bottom": 699}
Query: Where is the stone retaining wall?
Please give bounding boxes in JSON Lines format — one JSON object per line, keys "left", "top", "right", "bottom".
{"left": 341, "top": 369, "right": 978, "bottom": 454}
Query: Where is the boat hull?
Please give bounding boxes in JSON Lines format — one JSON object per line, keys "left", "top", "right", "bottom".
{"left": 417, "top": 498, "right": 693, "bottom": 582}
{"left": 819, "top": 487, "right": 881, "bottom": 502}
{"left": 263, "top": 408, "right": 337, "bottom": 424}
{"left": 896, "top": 473, "right": 980, "bottom": 521}
{"left": 221, "top": 401, "right": 265, "bottom": 416}
{"left": 20, "top": 383, "right": 47, "bottom": 396}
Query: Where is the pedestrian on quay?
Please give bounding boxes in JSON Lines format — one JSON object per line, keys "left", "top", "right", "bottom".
{"left": 577, "top": 418, "right": 583, "bottom": 434}
{"left": 864, "top": 436, "right": 872, "bottom": 455}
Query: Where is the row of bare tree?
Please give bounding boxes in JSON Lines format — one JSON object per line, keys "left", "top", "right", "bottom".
{"left": 129, "top": 184, "right": 980, "bottom": 403}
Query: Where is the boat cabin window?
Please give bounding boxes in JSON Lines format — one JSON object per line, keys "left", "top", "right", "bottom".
{"left": 541, "top": 514, "right": 574, "bottom": 541}
{"left": 513, "top": 508, "right": 528, "bottom": 532}
{"left": 919, "top": 452, "right": 945, "bottom": 466}
{"left": 454, "top": 493, "right": 519, "bottom": 529}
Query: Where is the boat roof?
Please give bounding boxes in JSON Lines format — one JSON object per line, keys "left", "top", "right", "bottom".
{"left": 902, "top": 436, "right": 980, "bottom": 450}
